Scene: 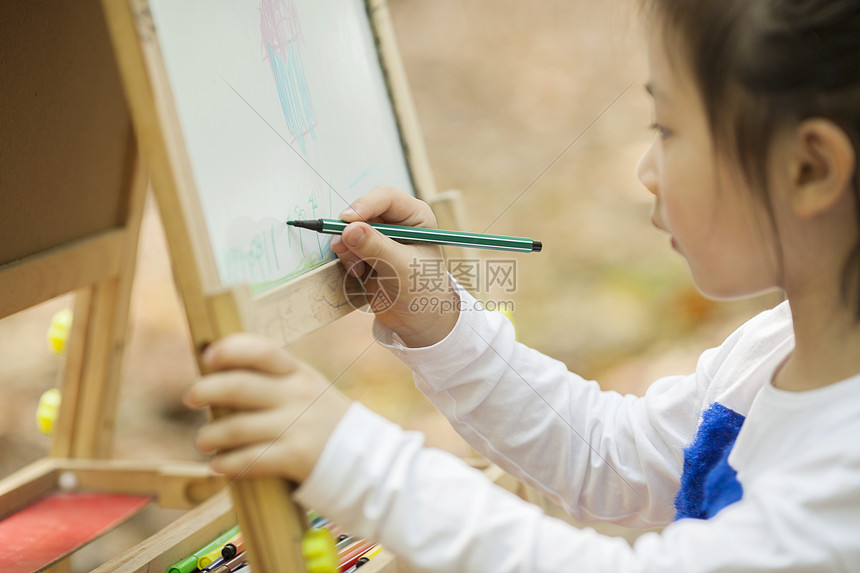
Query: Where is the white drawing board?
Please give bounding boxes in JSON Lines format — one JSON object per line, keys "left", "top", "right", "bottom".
{"left": 148, "top": 0, "right": 415, "bottom": 291}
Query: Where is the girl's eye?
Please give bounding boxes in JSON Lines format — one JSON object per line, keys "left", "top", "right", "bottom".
{"left": 648, "top": 122, "right": 671, "bottom": 140}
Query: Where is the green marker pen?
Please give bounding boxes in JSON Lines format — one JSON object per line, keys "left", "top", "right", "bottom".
{"left": 287, "top": 218, "right": 542, "bottom": 253}
{"left": 166, "top": 555, "right": 199, "bottom": 573}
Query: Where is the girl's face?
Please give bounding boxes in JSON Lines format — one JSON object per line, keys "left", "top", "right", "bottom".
{"left": 637, "top": 25, "right": 780, "bottom": 300}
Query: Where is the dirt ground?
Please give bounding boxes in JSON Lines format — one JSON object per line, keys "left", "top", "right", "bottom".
{"left": 0, "top": 0, "right": 782, "bottom": 568}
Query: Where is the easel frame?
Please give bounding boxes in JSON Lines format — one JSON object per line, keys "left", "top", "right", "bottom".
{"left": 0, "top": 3, "right": 204, "bottom": 571}
{"left": 98, "top": 0, "right": 459, "bottom": 571}
{"left": 102, "top": 0, "right": 447, "bottom": 350}
{"left": 0, "top": 2, "right": 233, "bottom": 570}
{"left": 0, "top": 0, "right": 474, "bottom": 570}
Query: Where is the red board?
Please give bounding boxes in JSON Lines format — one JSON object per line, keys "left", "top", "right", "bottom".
{"left": 1, "top": 491, "right": 151, "bottom": 573}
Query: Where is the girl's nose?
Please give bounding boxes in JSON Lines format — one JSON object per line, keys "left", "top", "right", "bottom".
{"left": 637, "top": 139, "right": 659, "bottom": 196}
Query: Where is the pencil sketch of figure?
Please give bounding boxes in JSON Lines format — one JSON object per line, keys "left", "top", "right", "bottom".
{"left": 260, "top": 0, "right": 318, "bottom": 154}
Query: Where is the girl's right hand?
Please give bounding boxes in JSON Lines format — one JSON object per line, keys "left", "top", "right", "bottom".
{"left": 331, "top": 186, "right": 459, "bottom": 348}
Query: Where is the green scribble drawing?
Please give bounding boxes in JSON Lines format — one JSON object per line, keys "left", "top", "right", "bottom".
{"left": 221, "top": 187, "right": 345, "bottom": 293}
{"left": 222, "top": 214, "right": 329, "bottom": 289}
{"left": 247, "top": 253, "right": 336, "bottom": 294}
{"left": 307, "top": 191, "right": 325, "bottom": 257}
{"left": 270, "top": 222, "right": 280, "bottom": 269}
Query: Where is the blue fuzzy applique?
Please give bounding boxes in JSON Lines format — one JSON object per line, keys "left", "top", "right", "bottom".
{"left": 674, "top": 402, "right": 745, "bottom": 520}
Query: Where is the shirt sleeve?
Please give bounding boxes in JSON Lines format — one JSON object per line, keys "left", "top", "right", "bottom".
{"left": 294, "top": 402, "right": 859, "bottom": 573}
{"left": 372, "top": 284, "right": 705, "bottom": 527}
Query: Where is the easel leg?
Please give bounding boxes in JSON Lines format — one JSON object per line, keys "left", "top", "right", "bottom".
{"left": 206, "top": 289, "right": 310, "bottom": 572}
{"left": 50, "top": 140, "right": 148, "bottom": 459}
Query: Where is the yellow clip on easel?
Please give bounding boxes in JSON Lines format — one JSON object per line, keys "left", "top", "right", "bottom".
{"left": 36, "top": 309, "right": 73, "bottom": 435}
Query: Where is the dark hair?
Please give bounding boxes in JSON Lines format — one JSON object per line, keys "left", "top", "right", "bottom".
{"left": 645, "top": 0, "right": 860, "bottom": 317}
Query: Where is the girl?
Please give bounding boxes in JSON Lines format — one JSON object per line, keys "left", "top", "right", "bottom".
{"left": 185, "top": 0, "right": 860, "bottom": 570}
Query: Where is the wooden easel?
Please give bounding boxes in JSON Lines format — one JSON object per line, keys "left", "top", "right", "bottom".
{"left": 0, "top": 2, "right": 228, "bottom": 571}
{"left": 0, "top": 1, "right": 503, "bottom": 571}
{"left": 96, "top": 0, "right": 454, "bottom": 570}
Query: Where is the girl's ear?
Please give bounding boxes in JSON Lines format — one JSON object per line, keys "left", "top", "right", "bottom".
{"left": 787, "top": 119, "right": 855, "bottom": 218}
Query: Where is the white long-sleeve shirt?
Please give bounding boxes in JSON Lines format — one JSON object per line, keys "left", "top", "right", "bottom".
{"left": 295, "top": 287, "right": 860, "bottom": 572}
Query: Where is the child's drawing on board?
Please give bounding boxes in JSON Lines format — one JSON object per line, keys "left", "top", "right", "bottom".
{"left": 185, "top": 0, "right": 860, "bottom": 570}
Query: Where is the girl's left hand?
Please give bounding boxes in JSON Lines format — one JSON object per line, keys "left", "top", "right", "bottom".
{"left": 184, "top": 333, "right": 352, "bottom": 483}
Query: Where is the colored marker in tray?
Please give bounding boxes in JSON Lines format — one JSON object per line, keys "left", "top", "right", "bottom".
{"left": 168, "top": 513, "right": 382, "bottom": 573}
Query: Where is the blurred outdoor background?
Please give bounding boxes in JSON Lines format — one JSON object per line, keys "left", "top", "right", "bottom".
{"left": 0, "top": 0, "right": 782, "bottom": 568}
